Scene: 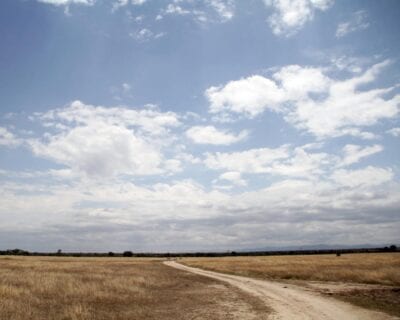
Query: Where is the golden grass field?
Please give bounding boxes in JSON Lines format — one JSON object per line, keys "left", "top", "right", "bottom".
{"left": 182, "top": 253, "right": 400, "bottom": 316}
{"left": 182, "top": 253, "right": 400, "bottom": 285}
{"left": 0, "top": 256, "right": 269, "bottom": 320}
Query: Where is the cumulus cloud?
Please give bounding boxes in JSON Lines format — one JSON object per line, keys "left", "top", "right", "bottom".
{"left": 2, "top": 164, "right": 398, "bottom": 251}
{"left": 186, "top": 125, "right": 248, "bottom": 145}
{"left": 331, "top": 166, "right": 394, "bottom": 188}
{"left": 204, "top": 144, "right": 334, "bottom": 178}
{"left": 30, "top": 123, "right": 165, "bottom": 177}
{"left": 218, "top": 171, "right": 247, "bottom": 186}
{"left": 336, "top": 10, "right": 370, "bottom": 38}
{"left": 206, "top": 75, "right": 285, "bottom": 117}
{"left": 264, "top": 0, "right": 334, "bottom": 36}
{"left": 273, "top": 65, "right": 330, "bottom": 99}
{"left": 287, "top": 60, "right": 399, "bottom": 139}
{"left": 204, "top": 145, "right": 290, "bottom": 173}
{"left": 206, "top": 60, "right": 400, "bottom": 139}
{"left": 38, "top": 100, "right": 180, "bottom": 135}
{"left": 29, "top": 101, "right": 181, "bottom": 178}
{"left": 206, "top": 66, "right": 329, "bottom": 117}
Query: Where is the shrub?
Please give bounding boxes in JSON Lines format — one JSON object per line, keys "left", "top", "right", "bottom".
{"left": 123, "top": 251, "right": 133, "bottom": 257}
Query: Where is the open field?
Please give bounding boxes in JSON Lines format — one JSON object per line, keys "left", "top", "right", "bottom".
{"left": 181, "top": 253, "right": 400, "bottom": 285}
{"left": 167, "top": 260, "right": 397, "bottom": 320}
{"left": 0, "top": 256, "right": 269, "bottom": 320}
{"left": 181, "top": 253, "right": 400, "bottom": 317}
{"left": 1, "top": 254, "right": 399, "bottom": 319}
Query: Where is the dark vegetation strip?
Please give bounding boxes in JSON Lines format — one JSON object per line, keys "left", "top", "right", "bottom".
{"left": 1, "top": 245, "right": 398, "bottom": 258}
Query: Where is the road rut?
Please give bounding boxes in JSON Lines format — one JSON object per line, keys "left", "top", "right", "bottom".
{"left": 164, "top": 261, "right": 398, "bottom": 320}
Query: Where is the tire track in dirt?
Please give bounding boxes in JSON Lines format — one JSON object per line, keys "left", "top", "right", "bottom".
{"left": 164, "top": 261, "right": 398, "bottom": 320}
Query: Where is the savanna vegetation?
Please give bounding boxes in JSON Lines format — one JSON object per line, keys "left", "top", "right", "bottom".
{"left": 0, "top": 256, "right": 269, "bottom": 320}
{"left": 182, "top": 253, "right": 400, "bottom": 285}
{"left": 182, "top": 253, "right": 400, "bottom": 317}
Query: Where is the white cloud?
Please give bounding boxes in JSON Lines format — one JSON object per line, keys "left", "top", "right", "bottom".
{"left": 207, "top": 0, "right": 235, "bottom": 22}
{"left": 331, "top": 56, "right": 364, "bottom": 73}
{"left": 1, "top": 161, "right": 398, "bottom": 251}
{"left": 30, "top": 123, "right": 164, "bottom": 177}
{"left": 204, "top": 145, "right": 290, "bottom": 173}
{"left": 336, "top": 10, "right": 370, "bottom": 38}
{"left": 387, "top": 127, "right": 400, "bottom": 137}
{"left": 162, "top": 1, "right": 234, "bottom": 24}
{"left": 186, "top": 125, "right": 248, "bottom": 145}
{"left": 39, "top": 100, "right": 180, "bottom": 135}
{"left": 29, "top": 101, "right": 181, "bottom": 178}
{"left": 287, "top": 60, "right": 399, "bottom": 139}
{"left": 207, "top": 60, "right": 400, "bottom": 139}
{"left": 264, "top": 0, "right": 334, "bottom": 36}
{"left": 331, "top": 166, "right": 394, "bottom": 188}
{"left": 112, "top": 0, "right": 128, "bottom": 12}
{"left": 273, "top": 65, "right": 330, "bottom": 100}
{"left": 206, "top": 66, "right": 329, "bottom": 117}
{"left": 339, "top": 144, "right": 383, "bottom": 167}
{"left": 130, "top": 28, "right": 165, "bottom": 41}
{"left": 132, "top": 0, "right": 147, "bottom": 4}
{"left": 37, "top": 0, "right": 95, "bottom": 6}
{"left": 267, "top": 146, "right": 332, "bottom": 177}
{"left": 112, "top": 0, "right": 146, "bottom": 11}
{"left": 206, "top": 75, "right": 285, "bottom": 117}
{"left": 0, "top": 127, "right": 21, "bottom": 147}
{"left": 205, "top": 144, "right": 357, "bottom": 179}
{"left": 218, "top": 171, "right": 247, "bottom": 186}
{"left": 165, "top": 4, "right": 190, "bottom": 15}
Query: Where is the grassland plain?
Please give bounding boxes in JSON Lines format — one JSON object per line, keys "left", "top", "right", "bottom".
{"left": 181, "top": 253, "right": 400, "bottom": 317}
{"left": 0, "top": 256, "right": 270, "bottom": 320}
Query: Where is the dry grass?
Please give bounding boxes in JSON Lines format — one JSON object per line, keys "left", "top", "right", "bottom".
{"left": 182, "top": 253, "right": 400, "bottom": 286}
{"left": 182, "top": 253, "right": 400, "bottom": 317}
{"left": 0, "top": 256, "right": 269, "bottom": 320}
{"left": 333, "top": 287, "right": 400, "bottom": 317}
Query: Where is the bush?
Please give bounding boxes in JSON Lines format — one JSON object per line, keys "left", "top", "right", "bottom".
{"left": 123, "top": 251, "right": 133, "bottom": 257}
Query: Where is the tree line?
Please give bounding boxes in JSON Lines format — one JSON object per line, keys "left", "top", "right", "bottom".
{"left": 0, "top": 245, "right": 397, "bottom": 257}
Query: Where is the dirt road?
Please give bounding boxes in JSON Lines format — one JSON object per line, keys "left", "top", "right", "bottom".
{"left": 164, "top": 260, "right": 398, "bottom": 320}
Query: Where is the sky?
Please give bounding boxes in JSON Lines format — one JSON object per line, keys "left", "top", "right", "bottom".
{"left": 0, "top": 0, "right": 399, "bottom": 252}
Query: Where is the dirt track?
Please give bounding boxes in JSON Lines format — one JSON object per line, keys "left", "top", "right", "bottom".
{"left": 164, "top": 260, "right": 398, "bottom": 320}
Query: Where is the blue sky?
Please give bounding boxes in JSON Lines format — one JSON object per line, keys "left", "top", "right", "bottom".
{"left": 0, "top": 0, "right": 399, "bottom": 252}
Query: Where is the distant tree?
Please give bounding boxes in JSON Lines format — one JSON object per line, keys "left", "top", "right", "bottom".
{"left": 390, "top": 245, "right": 397, "bottom": 251}
{"left": 108, "top": 251, "right": 114, "bottom": 257}
{"left": 57, "top": 249, "right": 62, "bottom": 256}
{"left": 123, "top": 251, "right": 133, "bottom": 257}
{"left": 9, "top": 249, "right": 29, "bottom": 256}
